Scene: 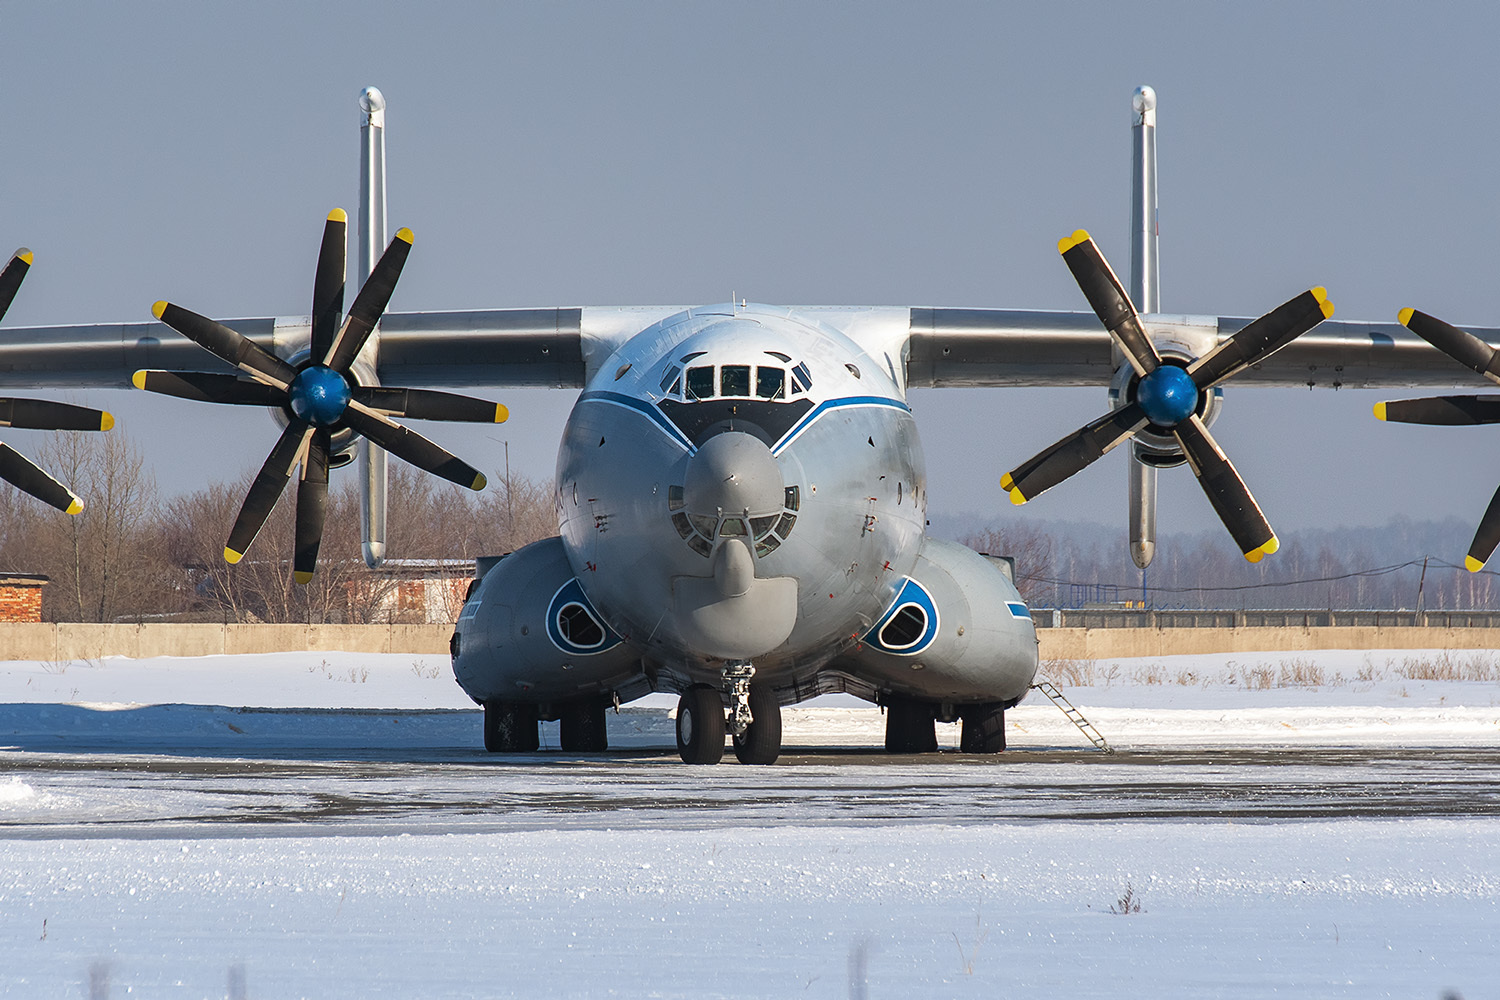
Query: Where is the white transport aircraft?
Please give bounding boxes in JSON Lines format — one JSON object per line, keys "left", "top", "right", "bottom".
{"left": 1, "top": 86, "right": 1493, "bottom": 764}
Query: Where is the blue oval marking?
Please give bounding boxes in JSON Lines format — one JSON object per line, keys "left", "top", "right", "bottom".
{"left": 545, "top": 578, "right": 623, "bottom": 655}
{"left": 863, "top": 576, "right": 940, "bottom": 655}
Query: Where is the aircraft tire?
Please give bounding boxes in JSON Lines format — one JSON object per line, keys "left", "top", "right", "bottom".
{"left": 732, "top": 683, "right": 782, "bottom": 765}
{"left": 483, "top": 700, "right": 540, "bottom": 753}
{"left": 676, "top": 685, "right": 726, "bottom": 764}
{"left": 959, "top": 703, "right": 1006, "bottom": 753}
{"left": 884, "top": 696, "right": 938, "bottom": 754}
{"left": 559, "top": 698, "right": 609, "bottom": 752}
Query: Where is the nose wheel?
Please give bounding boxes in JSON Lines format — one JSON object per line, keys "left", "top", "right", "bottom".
{"left": 675, "top": 685, "right": 726, "bottom": 764}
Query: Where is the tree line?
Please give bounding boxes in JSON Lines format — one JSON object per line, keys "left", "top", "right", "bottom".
{"left": 4, "top": 430, "right": 1495, "bottom": 621}
{"left": 0, "top": 431, "right": 555, "bottom": 623}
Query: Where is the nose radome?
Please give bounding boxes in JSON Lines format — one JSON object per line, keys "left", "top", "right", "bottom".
{"left": 683, "top": 432, "right": 784, "bottom": 517}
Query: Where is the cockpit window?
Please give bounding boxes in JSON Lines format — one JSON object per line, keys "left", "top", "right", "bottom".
{"left": 792, "top": 362, "right": 813, "bottom": 393}
{"left": 720, "top": 365, "right": 751, "bottom": 397}
{"left": 686, "top": 366, "right": 715, "bottom": 400}
{"left": 756, "top": 366, "right": 786, "bottom": 399}
{"left": 659, "top": 365, "right": 681, "bottom": 392}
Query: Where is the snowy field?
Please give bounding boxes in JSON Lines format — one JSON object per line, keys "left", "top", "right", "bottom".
{"left": 2, "top": 648, "right": 1499, "bottom": 998}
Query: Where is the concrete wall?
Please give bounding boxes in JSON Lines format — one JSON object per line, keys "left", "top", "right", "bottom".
{"left": 1037, "top": 627, "right": 1500, "bottom": 660}
{"left": 0, "top": 623, "right": 454, "bottom": 661}
{"left": 2, "top": 623, "right": 1498, "bottom": 664}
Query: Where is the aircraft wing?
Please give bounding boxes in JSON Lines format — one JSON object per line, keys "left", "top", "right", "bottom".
{"left": 0, "top": 308, "right": 593, "bottom": 390}
{"left": 4, "top": 304, "right": 1494, "bottom": 392}
{"left": 906, "top": 308, "right": 1500, "bottom": 389}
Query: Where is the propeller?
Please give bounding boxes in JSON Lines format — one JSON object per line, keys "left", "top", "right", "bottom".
{"left": 1375, "top": 308, "right": 1500, "bottom": 572}
{"left": 0, "top": 248, "right": 115, "bottom": 514}
{"left": 135, "top": 211, "right": 507, "bottom": 582}
{"left": 1000, "top": 230, "right": 1333, "bottom": 562}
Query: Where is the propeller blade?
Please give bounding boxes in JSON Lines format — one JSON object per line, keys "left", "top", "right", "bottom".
{"left": 342, "top": 400, "right": 486, "bottom": 490}
{"left": 1189, "top": 287, "right": 1335, "bottom": 388}
{"left": 0, "top": 398, "right": 114, "bottom": 431}
{"left": 1001, "top": 403, "right": 1149, "bottom": 504}
{"left": 1058, "top": 230, "right": 1160, "bottom": 376}
{"left": 1464, "top": 482, "right": 1500, "bottom": 572}
{"left": 0, "top": 248, "right": 33, "bottom": 321}
{"left": 0, "top": 442, "right": 83, "bottom": 514}
{"left": 323, "top": 228, "right": 413, "bottom": 372}
{"left": 1173, "top": 414, "right": 1277, "bottom": 562}
{"left": 1400, "top": 308, "right": 1500, "bottom": 385}
{"left": 1374, "top": 395, "right": 1500, "bottom": 426}
{"left": 152, "top": 301, "right": 297, "bottom": 390}
{"left": 312, "top": 209, "right": 347, "bottom": 364}
{"left": 225, "top": 423, "right": 313, "bottom": 564}
{"left": 131, "top": 370, "right": 285, "bottom": 407}
{"left": 351, "top": 386, "right": 508, "bottom": 423}
{"left": 293, "top": 430, "right": 330, "bottom": 584}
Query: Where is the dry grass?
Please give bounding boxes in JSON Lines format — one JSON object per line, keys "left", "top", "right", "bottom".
{"left": 1397, "top": 652, "right": 1500, "bottom": 682}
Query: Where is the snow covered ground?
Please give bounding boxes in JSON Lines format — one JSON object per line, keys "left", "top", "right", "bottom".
{"left": 3, "top": 648, "right": 1499, "bottom": 998}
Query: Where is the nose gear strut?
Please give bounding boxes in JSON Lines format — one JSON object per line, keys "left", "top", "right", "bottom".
{"left": 723, "top": 660, "right": 756, "bottom": 735}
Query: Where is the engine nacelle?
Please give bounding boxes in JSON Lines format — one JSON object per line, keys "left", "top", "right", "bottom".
{"left": 451, "top": 537, "right": 641, "bottom": 707}
{"left": 839, "top": 538, "right": 1038, "bottom": 705}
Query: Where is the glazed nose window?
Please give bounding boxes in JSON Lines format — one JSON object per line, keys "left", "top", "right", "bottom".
{"left": 720, "top": 365, "right": 751, "bottom": 397}
{"left": 756, "top": 366, "right": 786, "bottom": 399}
{"left": 686, "top": 366, "right": 715, "bottom": 400}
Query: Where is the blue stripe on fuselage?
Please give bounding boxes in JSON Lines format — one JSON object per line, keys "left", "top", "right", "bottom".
{"left": 576, "top": 391, "right": 910, "bottom": 456}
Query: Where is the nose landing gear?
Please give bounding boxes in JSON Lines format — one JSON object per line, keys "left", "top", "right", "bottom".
{"left": 675, "top": 661, "right": 783, "bottom": 765}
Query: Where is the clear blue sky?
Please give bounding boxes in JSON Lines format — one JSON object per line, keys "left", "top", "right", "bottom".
{"left": 4, "top": 1, "right": 1499, "bottom": 544}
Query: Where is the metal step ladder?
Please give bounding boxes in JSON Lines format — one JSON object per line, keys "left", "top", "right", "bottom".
{"left": 1030, "top": 681, "right": 1113, "bottom": 753}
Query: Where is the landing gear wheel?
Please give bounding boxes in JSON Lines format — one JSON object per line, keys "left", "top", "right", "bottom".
{"left": 883, "top": 696, "right": 938, "bottom": 754}
{"left": 483, "top": 701, "right": 539, "bottom": 752}
{"left": 558, "top": 698, "right": 609, "bottom": 752}
{"left": 959, "top": 703, "right": 1006, "bottom": 753}
{"left": 676, "top": 685, "right": 726, "bottom": 764}
{"left": 732, "top": 683, "right": 782, "bottom": 765}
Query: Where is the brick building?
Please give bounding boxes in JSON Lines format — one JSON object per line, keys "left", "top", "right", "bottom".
{"left": 0, "top": 574, "right": 49, "bottom": 623}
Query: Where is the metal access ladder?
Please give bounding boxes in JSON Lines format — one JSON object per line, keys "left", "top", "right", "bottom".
{"left": 1030, "top": 681, "right": 1113, "bottom": 753}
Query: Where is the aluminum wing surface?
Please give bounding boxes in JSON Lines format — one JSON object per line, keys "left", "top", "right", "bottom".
{"left": 0, "top": 308, "right": 588, "bottom": 390}
{"left": 906, "top": 308, "right": 1500, "bottom": 389}
{"left": 5, "top": 305, "right": 1497, "bottom": 392}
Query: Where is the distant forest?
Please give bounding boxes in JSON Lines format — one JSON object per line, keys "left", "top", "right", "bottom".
{"left": 944, "top": 514, "right": 1499, "bottom": 611}
{"left": 3, "top": 432, "right": 1496, "bottom": 621}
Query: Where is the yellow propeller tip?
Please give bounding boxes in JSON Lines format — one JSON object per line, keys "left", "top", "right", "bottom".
{"left": 151, "top": 301, "right": 168, "bottom": 320}
{"left": 65, "top": 498, "right": 84, "bottom": 516}
{"left": 1398, "top": 307, "right": 1415, "bottom": 327}
{"left": 1244, "top": 536, "right": 1279, "bottom": 563}
{"left": 494, "top": 404, "right": 509, "bottom": 423}
{"left": 395, "top": 227, "right": 414, "bottom": 245}
{"left": 294, "top": 571, "right": 314, "bottom": 585}
{"left": 1008, "top": 488, "right": 1027, "bottom": 506}
{"left": 131, "top": 371, "right": 148, "bottom": 391}
{"left": 224, "top": 547, "right": 244, "bottom": 565}
{"left": 999, "top": 473, "right": 1014, "bottom": 491}
{"left": 16, "top": 249, "right": 34, "bottom": 266}
{"left": 471, "top": 472, "right": 488, "bottom": 491}
{"left": 1057, "top": 229, "right": 1091, "bottom": 255}
{"left": 1466, "top": 555, "right": 1485, "bottom": 573}
{"left": 328, "top": 208, "right": 347, "bottom": 223}
{"left": 1372, "top": 402, "right": 1387, "bottom": 421}
{"left": 99, "top": 412, "right": 115, "bottom": 431}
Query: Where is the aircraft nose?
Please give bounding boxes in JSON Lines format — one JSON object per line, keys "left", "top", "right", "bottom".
{"left": 683, "top": 431, "right": 784, "bottom": 518}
